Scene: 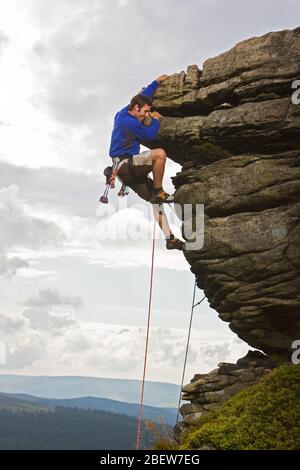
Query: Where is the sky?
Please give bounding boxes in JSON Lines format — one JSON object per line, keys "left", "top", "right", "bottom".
{"left": 0, "top": 0, "right": 299, "bottom": 385}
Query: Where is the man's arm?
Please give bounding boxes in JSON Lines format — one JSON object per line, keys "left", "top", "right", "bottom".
{"left": 138, "top": 80, "right": 159, "bottom": 98}
{"left": 126, "top": 116, "right": 160, "bottom": 141}
{"left": 139, "top": 74, "right": 169, "bottom": 97}
{"left": 115, "top": 75, "right": 169, "bottom": 116}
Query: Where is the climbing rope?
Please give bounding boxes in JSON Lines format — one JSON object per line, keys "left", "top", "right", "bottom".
{"left": 176, "top": 280, "right": 206, "bottom": 425}
{"left": 135, "top": 202, "right": 206, "bottom": 447}
{"left": 135, "top": 216, "right": 156, "bottom": 450}
{"left": 167, "top": 202, "right": 183, "bottom": 223}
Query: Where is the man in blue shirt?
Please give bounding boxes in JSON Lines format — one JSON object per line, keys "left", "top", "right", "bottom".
{"left": 108, "top": 74, "right": 184, "bottom": 250}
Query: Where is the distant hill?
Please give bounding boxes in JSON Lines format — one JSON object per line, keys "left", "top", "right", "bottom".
{"left": 5, "top": 392, "right": 178, "bottom": 425}
{"left": 0, "top": 374, "right": 180, "bottom": 407}
{"left": 0, "top": 392, "right": 52, "bottom": 413}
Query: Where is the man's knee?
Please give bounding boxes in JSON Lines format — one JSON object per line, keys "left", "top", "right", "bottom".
{"left": 151, "top": 148, "right": 167, "bottom": 161}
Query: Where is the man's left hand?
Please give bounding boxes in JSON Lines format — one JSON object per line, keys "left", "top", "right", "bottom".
{"left": 156, "top": 74, "right": 169, "bottom": 83}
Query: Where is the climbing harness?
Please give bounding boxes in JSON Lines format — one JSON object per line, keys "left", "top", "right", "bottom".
{"left": 99, "top": 158, "right": 130, "bottom": 203}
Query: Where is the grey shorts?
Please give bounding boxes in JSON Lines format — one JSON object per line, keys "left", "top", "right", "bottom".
{"left": 113, "top": 149, "right": 152, "bottom": 170}
{"left": 114, "top": 150, "right": 154, "bottom": 202}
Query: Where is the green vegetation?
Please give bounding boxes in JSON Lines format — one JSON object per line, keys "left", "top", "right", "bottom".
{"left": 0, "top": 406, "right": 152, "bottom": 450}
{"left": 179, "top": 365, "right": 300, "bottom": 450}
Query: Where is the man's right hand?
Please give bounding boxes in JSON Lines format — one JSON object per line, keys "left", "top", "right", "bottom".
{"left": 151, "top": 111, "right": 162, "bottom": 120}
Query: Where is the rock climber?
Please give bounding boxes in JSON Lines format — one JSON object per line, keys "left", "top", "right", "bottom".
{"left": 108, "top": 74, "right": 184, "bottom": 251}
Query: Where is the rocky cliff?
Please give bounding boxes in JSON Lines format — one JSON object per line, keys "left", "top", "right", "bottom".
{"left": 149, "top": 27, "right": 300, "bottom": 359}
{"left": 174, "top": 350, "right": 276, "bottom": 441}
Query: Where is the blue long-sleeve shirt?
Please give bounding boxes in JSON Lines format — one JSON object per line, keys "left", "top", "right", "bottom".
{"left": 109, "top": 80, "right": 160, "bottom": 158}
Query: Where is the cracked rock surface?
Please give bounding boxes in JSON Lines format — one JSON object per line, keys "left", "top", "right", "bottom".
{"left": 148, "top": 28, "right": 300, "bottom": 357}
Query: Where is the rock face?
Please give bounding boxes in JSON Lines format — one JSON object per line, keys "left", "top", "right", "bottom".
{"left": 149, "top": 27, "right": 300, "bottom": 358}
{"left": 174, "top": 350, "right": 276, "bottom": 443}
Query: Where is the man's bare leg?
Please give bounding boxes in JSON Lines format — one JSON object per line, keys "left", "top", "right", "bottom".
{"left": 148, "top": 148, "right": 175, "bottom": 204}
{"left": 150, "top": 148, "right": 167, "bottom": 189}
{"left": 151, "top": 203, "right": 184, "bottom": 250}
{"left": 152, "top": 204, "right": 171, "bottom": 237}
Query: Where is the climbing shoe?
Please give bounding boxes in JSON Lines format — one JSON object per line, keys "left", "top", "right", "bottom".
{"left": 166, "top": 233, "right": 185, "bottom": 251}
{"left": 149, "top": 189, "right": 175, "bottom": 204}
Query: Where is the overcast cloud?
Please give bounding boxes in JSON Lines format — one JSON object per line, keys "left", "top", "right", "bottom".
{"left": 0, "top": 306, "right": 248, "bottom": 382}
{"left": 0, "top": 0, "right": 298, "bottom": 384}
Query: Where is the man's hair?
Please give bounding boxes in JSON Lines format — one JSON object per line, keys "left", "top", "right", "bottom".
{"left": 129, "top": 94, "right": 153, "bottom": 111}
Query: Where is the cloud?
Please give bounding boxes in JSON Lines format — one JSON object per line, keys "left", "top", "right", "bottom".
{"left": 0, "top": 311, "right": 46, "bottom": 368}
{"left": 22, "top": 307, "right": 76, "bottom": 331}
{"left": 24, "top": 287, "right": 83, "bottom": 309}
{"left": 0, "top": 183, "right": 70, "bottom": 279}
{"left": 0, "top": 175, "right": 186, "bottom": 276}
{"left": 1, "top": 0, "right": 291, "bottom": 379}
{"left": 0, "top": 161, "right": 101, "bottom": 218}
{"left": 0, "top": 311, "right": 26, "bottom": 335}
{"left": 0, "top": 158, "right": 180, "bottom": 219}
{"left": 0, "top": 255, "right": 28, "bottom": 277}
{"left": 16, "top": 266, "right": 59, "bottom": 280}
{"left": 13, "top": 0, "right": 208, "bottom": 172}
{"left": 117, "top": 0, "right": 131, "bottom": 6}
{"left": 0, "top": 306, "right": 249, "bottom": 381}
{"left": 27, "top": 0, "right": 300, "bottom": 133}
{"left": 0, "top": 306, "right": 78, "bottom": 368}
{"left": 0, "top": 185, "right": 65, "bottom": 251}
{"left": 0, "top": 184, "right": 66, "bottom": 277}
{"left": 0, "top": 32, "right": 9, "bottom": 55}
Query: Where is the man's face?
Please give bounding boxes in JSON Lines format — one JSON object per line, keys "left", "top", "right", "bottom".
{"left": 133, "top": 104, "right": 151, "bottom": 122}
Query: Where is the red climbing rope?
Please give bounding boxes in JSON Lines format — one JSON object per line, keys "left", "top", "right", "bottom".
{"left": 135, "top": 216, "right": 156, "bottom": 450}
